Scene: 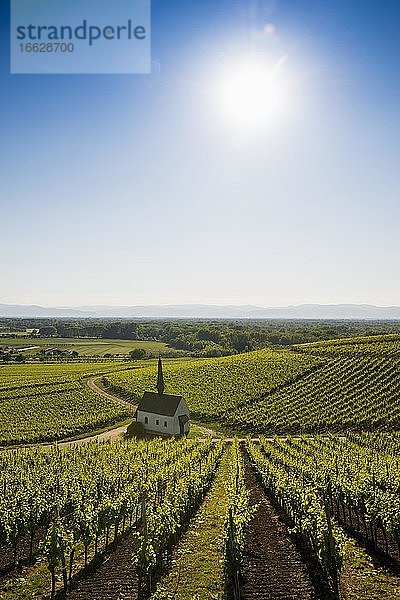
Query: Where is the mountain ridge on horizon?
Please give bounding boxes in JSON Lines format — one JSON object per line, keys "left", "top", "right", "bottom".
{"left": 1, "top": 303, "right": 400, "bottom": 320}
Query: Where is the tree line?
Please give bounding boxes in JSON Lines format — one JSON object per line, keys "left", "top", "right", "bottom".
{"left": 1, "top": 318, "right": 400, "bottom": 358}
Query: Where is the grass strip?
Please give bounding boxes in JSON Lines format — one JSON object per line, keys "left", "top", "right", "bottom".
{"left": 151, "top": 446, "right": 233, "bottom": 600}
{"left": 0, "top": 563, "right": 51, "bottom": 600}
{"left": 339, "top": 529, "right": 400, "bottom": 599}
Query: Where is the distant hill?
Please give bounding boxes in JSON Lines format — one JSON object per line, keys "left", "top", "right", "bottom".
{"left": 249, "top": 304, "right": 400, "bottom": 320}
{"left": 1, "top": 303, "right": 400, "bottom": 319}
{"left": 0, "top": 304, "right": 91, "bottom": 318}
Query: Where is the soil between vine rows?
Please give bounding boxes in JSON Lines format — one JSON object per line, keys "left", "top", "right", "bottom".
{"left": 64, "top": 532, "right": 139, "bottom": 600}
{"left": 0, "top": 528, "right": 45, "bottom": 583}
{"left": 240, "top": 453, "right": 327, "bottom": 600}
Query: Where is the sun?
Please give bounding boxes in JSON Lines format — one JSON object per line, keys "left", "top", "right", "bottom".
{"left": 216, "top": 59, "right": 289, "bottom": 129}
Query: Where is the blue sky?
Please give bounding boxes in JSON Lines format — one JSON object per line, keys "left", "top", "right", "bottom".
{"left": 1, "top": 0, "right": 399, "bottom": 307}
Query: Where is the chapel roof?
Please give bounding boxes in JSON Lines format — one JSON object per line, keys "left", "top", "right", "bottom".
{"left": 137, "top": 391, "right": 183, "bottom": 417}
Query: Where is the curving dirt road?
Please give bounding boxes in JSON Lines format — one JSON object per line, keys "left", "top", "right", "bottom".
{"left": 55, "top": 377, "right": 136, "bottom": 448}
{"left": 52, "top": 377, "right": 261, "bottom": 447}
{"left": 87, "top": 376, "right": 133, "bottom": 409}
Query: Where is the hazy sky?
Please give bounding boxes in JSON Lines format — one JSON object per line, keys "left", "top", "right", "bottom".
{"left": 1, "top": 0, "right": 399, "bottom": 307}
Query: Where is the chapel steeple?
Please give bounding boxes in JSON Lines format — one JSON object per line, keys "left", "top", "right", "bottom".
{"left": 157, "top": 355, "right": 165, "bottom": 395}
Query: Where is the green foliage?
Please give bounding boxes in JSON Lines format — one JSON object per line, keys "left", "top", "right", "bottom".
{"left": 3, "top": 317, "right": 400, "bottom": 358}
{"left": 225, "top": 440, "right": 254, "bottom": 596}
{"left": 247, "top": 438, "right": 345, "bottom": 594}
{"left": 38, "top": 326, "right": 57, "bottom": 337}
{"left": 105, "top": 348, "right": 322, "bottom": 423}
{"left": 0, "top": 363, "right": 134, "bottom": 444}
{"left": 0, "top": 437, "right": 222, "bottom": 598}
{"left": 105, "top": 336, "right": 400, "bottom": 434}
{"left": 237, "top": 340, "right": 400, "bottom": 433}
{"left": 151, "top": 442, "right": 253, "bottom": 600}
{"left": 127, "top": 420, "right": 145, "bottom": 437}
{"left": 130, "top": 348, "right": 147, "bottom": 361}
{"left": 295, "top": 333, "right": 400, "bottom": 356}
{"left": 248, "top": 433, "right": 400, "bottom": 595}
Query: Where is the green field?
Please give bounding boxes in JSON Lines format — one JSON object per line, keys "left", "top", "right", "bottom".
{"left": 1, "top": 335, "right": 400, "bottom": 599}
{"left": 105, "top": 334, "right": 400, "bottom": 434}
{"left": 0, "top": 337, "right": 172, "bottom": 356}
{"left": 2, "top": 435, "right": 400, "bottom": 600}
{"left": 105, "top": 348, "right": 323, "bottom": 423}
{"left": 0, "top": 362, "right": 134, "bottom": 445}
{"left": 3, "top": 334, "right": 399, "bottom": 445}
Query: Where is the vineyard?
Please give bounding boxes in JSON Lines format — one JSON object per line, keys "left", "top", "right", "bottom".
{"left": 2, "top": 335, "right": 399, "bottom": 446}
{"left": 0, "top": 363, "right": 134, "bottom": 445}
{"left": 104, "top": 348, "right": 324, "bottom": 424}
{"left": 243, "top": 434, "right": 400, "bottom": 599}
{"left": 236, "top": 354, "right": 400, "bottom": 433}
{"left": 1, "top": 435, "right": 400, "bottom": 599}
{"left": 0, "top": 437, "right": 254, "bottom": 600}
{"left": 295, "top": 333, "right": 400, "bottom": 356}
{"left": 1, "top": 334, "right": 400, "bottom": 598}
{"left": 104, "top": 335, "right": 400, "bottom": 434}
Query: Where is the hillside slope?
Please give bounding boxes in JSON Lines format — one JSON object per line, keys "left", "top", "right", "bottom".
{"left": 105, "top": 336, "right": 400, "bottom": 433}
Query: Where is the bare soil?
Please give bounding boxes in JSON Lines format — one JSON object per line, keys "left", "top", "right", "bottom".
{"left": 0, "top": 528, "right": 45, "bottom": 584}
{"left": 334, "top": 500, "right": 400, "bottom": 573}
{"left": 64, "top": 533, "right": 139, "bottom": 600}
{"left": 241, "top": 454, "right": 327, "bottom": 600}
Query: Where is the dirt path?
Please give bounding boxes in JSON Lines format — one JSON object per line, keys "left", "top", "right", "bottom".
{"left": 55, "top": 424, "right": 129, "bottom": 448}
{"left": 51, "top": 377, "right": 136, "bottom": 448}
{"left": 87, "top": 376, "right": 134, "bottom": 409}
{"left": 241, "top": 454, "right": 316, "bottom": 600}
{"left": 66, "top": 533, "right": 139, "bottom": 600}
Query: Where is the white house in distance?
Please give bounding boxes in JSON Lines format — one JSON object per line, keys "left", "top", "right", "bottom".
{"left": 135, "top": 357, "right": 190, "bottom": 436}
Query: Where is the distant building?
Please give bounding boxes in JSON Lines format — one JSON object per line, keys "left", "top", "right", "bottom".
{"left": 135, "top": 357, "right": 190, "bottom": 436}
{"left": 44, "top": 348, "right": 74, "bottom": 357}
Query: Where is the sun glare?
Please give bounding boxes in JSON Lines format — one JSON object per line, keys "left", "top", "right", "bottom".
{"left": 216, "top": 60, "right": 289, "bottom": 130}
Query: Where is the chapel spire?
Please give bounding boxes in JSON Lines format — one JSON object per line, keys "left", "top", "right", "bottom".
{"left": 157, "top": 355, "right": 165, "bottom": 395}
